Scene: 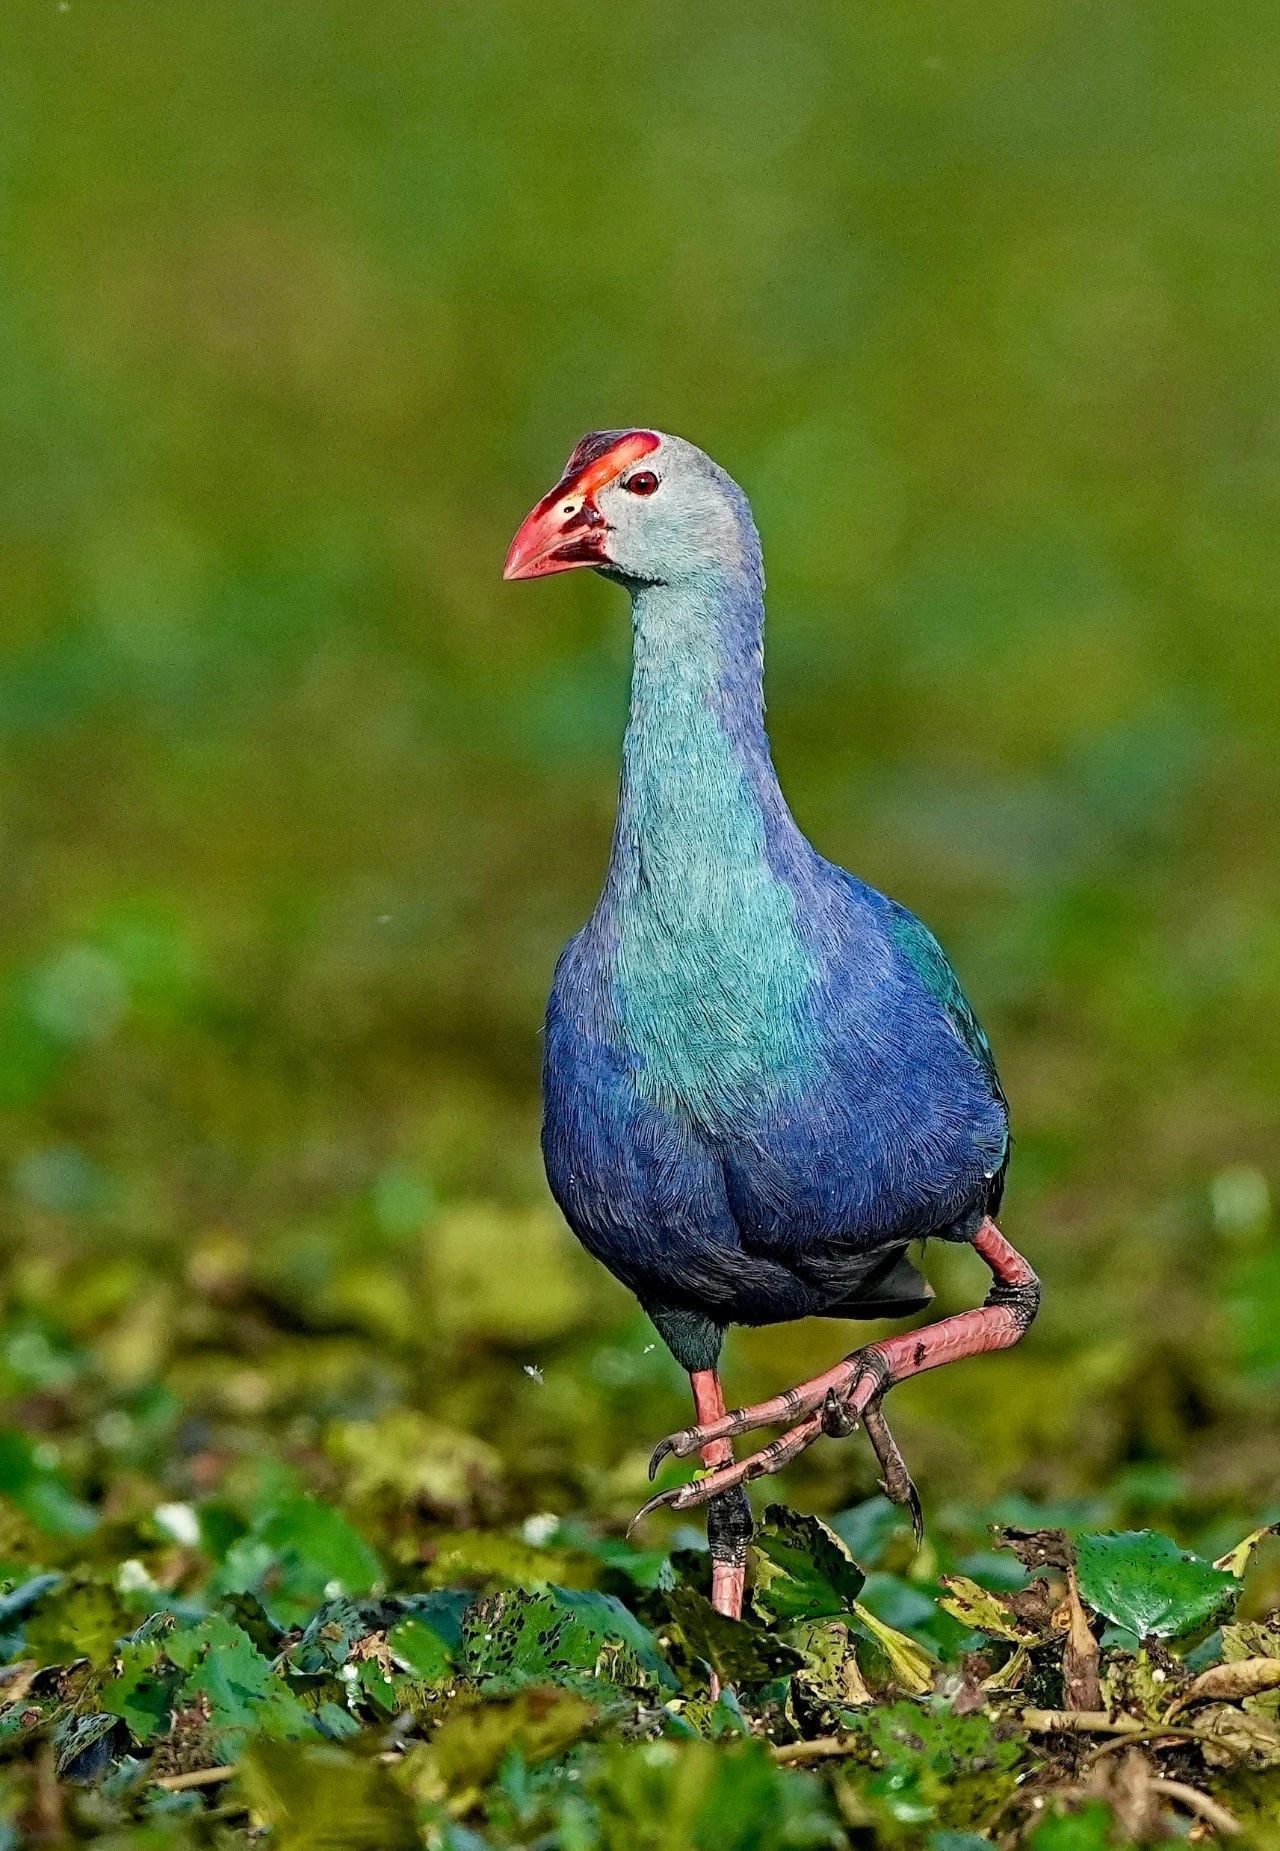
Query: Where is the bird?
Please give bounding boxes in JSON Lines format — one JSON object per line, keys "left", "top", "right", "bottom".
{"left": 504, "top": 429, "right": 1039, "bottom": 1627}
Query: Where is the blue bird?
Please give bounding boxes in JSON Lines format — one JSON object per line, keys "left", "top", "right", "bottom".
{"left": 505, "top": 430, "right": 1039, "bottom": 1623}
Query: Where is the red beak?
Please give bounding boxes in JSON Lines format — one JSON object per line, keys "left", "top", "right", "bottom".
{"left": 504, "top": 430, "right": 661, "bottom": 581}
{"left": 502, "top": 477, "right": 611, "bottom": 581}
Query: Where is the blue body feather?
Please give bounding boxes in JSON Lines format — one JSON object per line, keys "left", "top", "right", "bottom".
{"left": 541, "top": 463, "right": 1007, "bottom": 1341}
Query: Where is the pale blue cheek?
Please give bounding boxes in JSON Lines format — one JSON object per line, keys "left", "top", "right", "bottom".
{"left": 614, "top": 685, "right": 814, "bottom": 1121}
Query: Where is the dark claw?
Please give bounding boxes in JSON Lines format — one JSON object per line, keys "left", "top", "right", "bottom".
{"left": 648, "top": 1434, "right": 680, "bottom": 1480}
{"left": 627, "top": 1484, "right": 686, "bottom": 1538}
{"left": 903, "top": 1480, "right": 926, "bottom": 1550}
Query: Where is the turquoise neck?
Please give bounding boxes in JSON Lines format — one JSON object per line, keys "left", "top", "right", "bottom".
{"left": 600, "top": 570, "right": 815, "bottom": 1120}
{"left": 606, "top": 570, "right": 789, "bottom": 895}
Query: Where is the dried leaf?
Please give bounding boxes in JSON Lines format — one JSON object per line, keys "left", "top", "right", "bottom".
{"left": 1173, "top": 1658, "right": 1280, "bottom": 1712}
{"left": 1100, "top": 1649, "right": 1175, "bottom": 1725}
{"left": 1194, "top": 1702, "right": 1280, "bottom": 1770}
{"left": 995, "top": 1526, "right": 1074, "bottom": 1572}
{"left": 1063, "top": 1565, "right": 1102, "bottom": 1712}
{"left": 1214, "top": 1525, "right": 1280, "bottom": 1578}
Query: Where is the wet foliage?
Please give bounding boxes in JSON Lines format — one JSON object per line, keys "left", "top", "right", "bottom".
{"left": 0, "top": 1227, "right": 1276, "bottom": 1846}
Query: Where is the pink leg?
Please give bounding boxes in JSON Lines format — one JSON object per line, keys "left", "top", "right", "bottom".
{"left": 687, "top": 1369, "right": 750, "bottom": 1700}
{"left": 690, "top": 1370, "right": 747, "bottom": 1626}
{"left": 636, "top": 1221, "right": 1039, "bottom": 1520}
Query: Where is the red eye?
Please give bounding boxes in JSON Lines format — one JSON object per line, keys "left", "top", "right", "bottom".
{"left": 624, "top": 470, "right": 659, "bottom": 496}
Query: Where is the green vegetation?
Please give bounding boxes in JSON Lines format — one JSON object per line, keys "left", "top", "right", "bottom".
{"left": 1, "top": 2, "right": 1278, "bottom": 1843}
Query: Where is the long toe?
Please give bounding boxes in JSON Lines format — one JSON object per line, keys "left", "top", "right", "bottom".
{"left": 647, "top": 1364, "right": 869, "bottom": 1478}
{"left": 862, "top": 1401, "right": 925, "bottom": 1547}
{"left": 631, "top": 1411, "right": 826, "bottom": 1527}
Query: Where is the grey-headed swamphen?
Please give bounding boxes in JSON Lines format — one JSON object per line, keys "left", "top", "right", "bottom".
{"left": 505, "top": 430, "right": 1039, "bottom": 1628}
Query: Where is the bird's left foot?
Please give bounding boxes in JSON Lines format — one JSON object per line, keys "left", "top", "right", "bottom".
{"left": 633, "top": 1218, "right": 1039, "bottom": 1535}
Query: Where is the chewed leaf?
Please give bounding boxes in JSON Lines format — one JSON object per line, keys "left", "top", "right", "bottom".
{"left": 667, "top": 1587, "right": 805, "bottom": 1686}
{"left": 1214, "top": 1524, "right": 1280, "bottom": 1579}
{"left": 464, "top": 1585, "right": 672, "bottom": 1692}
{"left": 752, "top": 1505, "right": 866, "bottom": 1625}
{"left": 938, "top": 1575, "right": 1036, "bottom": 1643}
{"left": 1076, "top": 1531, "right": 1237, "bottom": 1641}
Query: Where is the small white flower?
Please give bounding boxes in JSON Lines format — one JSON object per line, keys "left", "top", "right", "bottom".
{"left": 521, "top": 1512, "right": 559, "bottom": 1547}
{"left": 154, "top": 1502, "right": 201, "bottom": 1548}
{"left": 117, "top": 1559, "right": 155, "bottom": 1594}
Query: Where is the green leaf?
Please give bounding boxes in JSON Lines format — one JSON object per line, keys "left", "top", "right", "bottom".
{"left": 1025, "top": 1800, "right": 1119, "bottom": 1849}
{"left": 423, "top": 1530, "right": 591, "bottom": 1591}
{"left": 166, "top": 1614, "right": 315, "bottom": 1749}
{"left": 846, "top": 1703, "right": 1022, "bottom": 1834}
{"left": 100, "top": 1635, "right": 178, "bottom": 1743}
{"left": 327, "top": 1409, "right": 503, "bottom": 1526}
{"left": 582, "top": 1736, "right": 839, "bottom": 1851}
{"left": 429, "top": 1687, "right": 600, "bottom": 1795}
{"left": 751, "top": 1504, "right": 866, "bottom": 1624}
{"left": 0, "top": 1432, "right": 96, "bottom": 1537}
{"left": 787, "top": 1617, "right": 867, "bottom": 1710}
{"left": 215, "top": 1495, "right": 383, "bottom": 1629}
{"left": 53, "top": 1710, "right": 120, "bottom": 1781}
{"left": 240, "top": 1738, "right": 419, "bottom": 1851}
{"left": 23, "top": 1571, "right": 130, "bottom": 1669}
{"left": 830, "top": 1497, "right": 910, "bottom": 1569}
{"left": 387, "top": 1614, "right": 454, "bottom": 1684}
{"left": 221, "top": 1590, "right": 283, "bottom": 1657}
{"left": 463, "top": 1585, "right": 672, "bottom": 1692}
{"left": 0, "top": 1571, "right": 62, "bottom": 1630}
{"left": 286, "top": 1596, "right": 405, "bottom": 1677}
{"left": 666, "top": 1587, "right": 805, "bottom": 1688}
{"left": 1076, "top": 1530, "right": 1237, "bottom": 1640}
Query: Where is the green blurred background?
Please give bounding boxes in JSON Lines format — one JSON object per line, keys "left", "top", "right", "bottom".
{"left": 0, "top": 1, "right": 1276, "bottom": 1539}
